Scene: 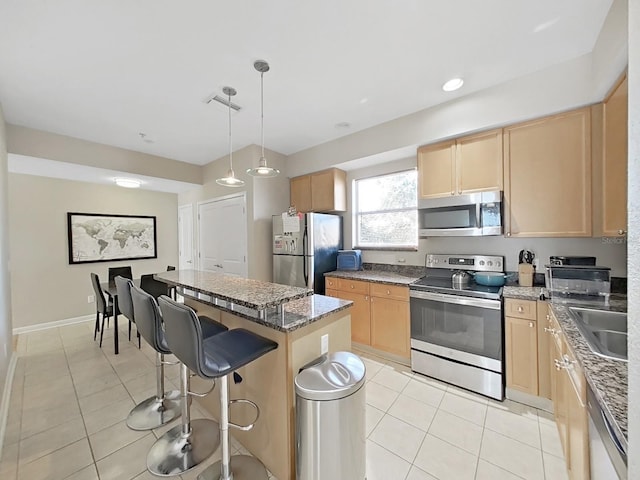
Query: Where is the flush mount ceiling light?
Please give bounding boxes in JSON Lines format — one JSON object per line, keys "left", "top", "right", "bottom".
{"left": 246, "top": 60, "right": 280, "bottom": 178}
{"left": 216, "top": 86, "right": 245, "bottom": 188}
{"left": 114, "top": 178, "right": 141, "bottom": 188}
{"left": 442, "top": 78, "right": 464, "bottom": 92}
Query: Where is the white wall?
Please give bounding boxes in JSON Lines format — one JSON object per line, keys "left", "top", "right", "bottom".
{"left": 626, "top": 0, "right": 639, "bottom": 476}
{"left": 8, "top": 173, "right": 178, "bottom": 328}
{"left": 0, "top": 104, "right": 13, "bottom": 399}
{"left": 178, "top": 145, "right": 290, "bottom": 282}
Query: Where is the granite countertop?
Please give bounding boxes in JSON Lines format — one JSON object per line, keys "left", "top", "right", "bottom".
{"left": 549, "top": 302, "right": 628, "bottom": 445}
{"left": 324, "top": 270, "right": 421, "bottom": 286}
{"left": 155, "top": 269, "right": 312, "bottom": 310}
{"left": 502, "top": 286, "right": 546, "bottom": 301}
{"left": 183, "top": 292, "right": 353, "bottom": 333}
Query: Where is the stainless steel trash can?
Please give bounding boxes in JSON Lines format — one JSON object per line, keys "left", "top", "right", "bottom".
{"left": 295, "top": 351, "right": 366, "bottom": 480}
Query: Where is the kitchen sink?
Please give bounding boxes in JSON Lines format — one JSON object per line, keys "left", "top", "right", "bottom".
{"left": 568, "top": 307, "right": 627, "bottom": 361}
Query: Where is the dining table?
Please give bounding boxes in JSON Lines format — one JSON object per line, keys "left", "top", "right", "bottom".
{"left": 101, "top": 278, "right": 140, "bottom": 354}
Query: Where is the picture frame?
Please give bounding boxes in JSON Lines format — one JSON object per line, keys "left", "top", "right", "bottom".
{"left": 67, "top": 212, "right": 157, "bottom": 264}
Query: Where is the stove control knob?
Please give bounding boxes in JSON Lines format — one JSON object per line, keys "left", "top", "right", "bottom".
{"left": 496, "top": 261, "right": 501, "bottom": 267}
{"left": 479, "top": 260, "right": 485, "bottom": 266}
{"left": 434, "top": 259, "right": 439, "bottom": 264}
{"left": 487, "top": 261, "right": 493, "bottom": 266}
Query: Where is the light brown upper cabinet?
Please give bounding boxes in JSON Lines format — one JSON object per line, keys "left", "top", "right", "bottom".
{"left": 418, "top": 129, "right": 503, "bottom": 199}
{"left": 600, "top": 75, "right": 628, "bottom": 237}
{"left": 290, "top": 168, "right": 347, "bottom": 213}
{"left": 504, "top": 108, "right": 592, "bottom": 237}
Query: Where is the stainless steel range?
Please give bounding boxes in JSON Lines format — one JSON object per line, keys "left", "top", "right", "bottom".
{"left": 410, "top": 254, "right": 505, "bottom": 400}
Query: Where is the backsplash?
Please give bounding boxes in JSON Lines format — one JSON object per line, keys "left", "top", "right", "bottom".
{"left": 361, "top": 236, "right": 627, "bottom": 277}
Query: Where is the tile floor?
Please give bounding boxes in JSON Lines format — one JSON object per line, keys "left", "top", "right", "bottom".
{"left": 0, "top": 320, "right": 568, "bottom": 480}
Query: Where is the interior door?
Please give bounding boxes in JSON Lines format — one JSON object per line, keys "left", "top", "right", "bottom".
{"left": 178, "top": 204, "right": 194, "bottom": 270}
{"left": 198, "top": 194, "right": 248, "bottom": 277}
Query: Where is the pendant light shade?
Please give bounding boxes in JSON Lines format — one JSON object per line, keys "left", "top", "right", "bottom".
{"left": 246, "top": 60, "right": 280, "bottom": 178}
{"left": 216, "top": 86, "right": 245, "bottom": 188}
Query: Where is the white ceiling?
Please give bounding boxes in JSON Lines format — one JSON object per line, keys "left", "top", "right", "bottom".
{"left": 0, "top": 0, "right": 613, "bottom": 168}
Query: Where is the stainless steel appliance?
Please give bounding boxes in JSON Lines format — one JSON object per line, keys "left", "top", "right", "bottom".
{"left": 410, "top": 254, "right": 505, "bottom": 400}
{"left": 549, "top": 255, "right": 597, "bottom": 266}
{"left": 545, "top": 265, "right": 611, "bottom": 305}
{"left": 587, "top": 383, "right": 627, "bottom": 479}
{"left": 272, "top": 213, "right": 343, "bottom": 294}
{"left": 418, "top": 190, "right": 502, "bottom": 237}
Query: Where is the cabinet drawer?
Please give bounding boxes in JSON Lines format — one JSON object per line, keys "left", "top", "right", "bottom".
{"left": 337, "top": 278, "right": 370, "bottom": 295}
{"left": 370, "top": 283, "right": 409, "bottom": 301}
{"left": 505, "top": 298, "right": 536, "bottom": 320}
{"left": 325, "top": 277, "right": 338, "bottom": 290}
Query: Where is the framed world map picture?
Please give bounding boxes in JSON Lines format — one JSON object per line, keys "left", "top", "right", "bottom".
{"left": 67, "top": 212, "right": 157, "bottom": 264}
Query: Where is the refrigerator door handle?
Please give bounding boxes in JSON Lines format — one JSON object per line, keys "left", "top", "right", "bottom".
{"left": 302, "top": 226, "right": 308, "bottom": 285}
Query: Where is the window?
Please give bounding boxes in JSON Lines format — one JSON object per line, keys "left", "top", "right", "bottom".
{"left": 354, "top": 169, "right": 417, "bottom": 249}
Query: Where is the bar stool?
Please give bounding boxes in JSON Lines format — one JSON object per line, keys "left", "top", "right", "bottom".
{"left": 144, "top": 296, "right": 229, "bottom": 476}
{"left": 129, "top": 284, "right": 226, "bottom": 433}
{"left": 157, "top": 296, "right": 278, "bottom": 480}
{"left": 114, "top": 276, "right": 141, "bottom": 349}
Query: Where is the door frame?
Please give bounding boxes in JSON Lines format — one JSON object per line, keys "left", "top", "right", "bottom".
{"left": 178, "top": 203, "right": 194, "bottom": 270}
{"left": 196, "top": 192, "right": 248, "bottom": 276}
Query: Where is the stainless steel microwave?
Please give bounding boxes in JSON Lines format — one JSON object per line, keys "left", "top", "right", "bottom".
{"left": 418, "top": 190, "right": 502, "bottom": 237}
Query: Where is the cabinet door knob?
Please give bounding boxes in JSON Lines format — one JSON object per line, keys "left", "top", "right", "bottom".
{"left": 546, "top": 314, "right": 550, "bottom": 320}
{"left": 618, "top": 229, "right": 627, "bottom": 235}
{"left": 507, "top": 232, "right": 512, "bottom": 237}
{"left": 365, "top": 296, "right": 368, "bottom": 301}
{"left": 386, "top": 289, "right": 391, "bottom": 295}
{"left": 529, "top": 322, "right": 534, "bottom": 328}
{"left": 451, "top": 191, "right": 455, "bottom": 195}
{"left": 350, "top": 285, "right": 354, "bottom": 289}
{"left": 517, "top": 306, "right": 524, "bottom": 313}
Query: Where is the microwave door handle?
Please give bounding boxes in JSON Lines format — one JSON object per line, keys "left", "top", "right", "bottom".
{"left": 476, "top": 202, "right": 482, "bottom": 228}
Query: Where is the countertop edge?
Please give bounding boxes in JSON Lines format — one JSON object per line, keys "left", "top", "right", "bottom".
{"left": 184, "top": 292, "right": 353, "bottom": 333}
{"left": 549, "top": 303, "right": 628, "bottom": 445}
{"left": 324, "top": 270, "right": 420, "bottom": 286}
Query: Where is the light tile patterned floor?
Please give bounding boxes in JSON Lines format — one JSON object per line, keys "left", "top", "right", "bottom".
{"left": 0, "top": 320, "right": 568, "bottom": 480}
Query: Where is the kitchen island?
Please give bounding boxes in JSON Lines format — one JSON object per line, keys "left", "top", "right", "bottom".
{"left": 154, "top": 270, "right": 353, "bottom": 480}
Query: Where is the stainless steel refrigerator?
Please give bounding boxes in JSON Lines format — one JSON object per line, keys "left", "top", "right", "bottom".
{"left": 272, "top": 213, "right": 343, "bottom": 293}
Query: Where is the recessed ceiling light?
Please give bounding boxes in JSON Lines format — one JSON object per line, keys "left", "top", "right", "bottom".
{"left": 335, "top": 122, "right": 351, "bottom": 128}
{"left": 114, "top": 178, "right": 142, "bottom": 188}
{"left": 442, "top": 78, "right": 464, "bottom": 92}
{"left": 360, "top": 98, "right": 369, "bottom": 104}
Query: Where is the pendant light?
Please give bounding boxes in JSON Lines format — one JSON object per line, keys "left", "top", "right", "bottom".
{"left": 216, "top": 86, "right": 245, "bottom": 187}
{"left": 246, "top": 60, "right": 280, "bottom": 177}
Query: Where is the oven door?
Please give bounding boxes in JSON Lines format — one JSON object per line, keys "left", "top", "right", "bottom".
{"left": 410, "top": 290, "right": 503, "bottom": 372}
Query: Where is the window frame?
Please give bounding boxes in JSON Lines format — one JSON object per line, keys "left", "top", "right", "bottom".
{"left": 353, "top": 168, "right": 418, "bottom": 251}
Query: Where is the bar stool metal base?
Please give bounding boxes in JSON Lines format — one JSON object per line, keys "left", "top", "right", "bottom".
{"left": 197, "top": 455, "right": 269, "bottom": 480}
{"left": 147, "top": 418, "right": 220, "bottom": 476}
{"left": 126, "top": 390, "right": 181, "bottom": 431}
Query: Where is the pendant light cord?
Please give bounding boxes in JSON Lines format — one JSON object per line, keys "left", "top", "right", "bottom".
{"left": 260, "top": 71, "right": 265, "bottom": 159}
{"left": 228, "top": 91, "right": 233, "bottom": 170}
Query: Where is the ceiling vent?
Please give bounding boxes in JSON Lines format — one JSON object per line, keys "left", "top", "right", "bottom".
{"left": 202, "top": 92, "right": 242, "bottom": 112}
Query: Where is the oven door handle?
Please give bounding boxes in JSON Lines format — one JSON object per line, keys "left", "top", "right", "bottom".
{"left": 410, "top": 290, "right": 501, "bottom": 310}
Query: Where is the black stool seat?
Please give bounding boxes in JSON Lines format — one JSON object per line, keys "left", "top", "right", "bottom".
{"left": 200, "top": 329, "right": 278, "bottom": 379}
{"left": 158, "top": 295, "right": 278, "bottom": 480}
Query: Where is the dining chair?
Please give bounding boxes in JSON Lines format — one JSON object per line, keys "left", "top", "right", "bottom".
{"left": 140, "top": 274, "right": 170, "bottom": 300}
{"left": 90, "top": 272, "right": 116, "bottom": 346}
{"left": 108, "top": 266, "right": 132, "bottom": 287}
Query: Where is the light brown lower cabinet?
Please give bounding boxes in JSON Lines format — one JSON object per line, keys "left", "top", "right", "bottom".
{"left": 370, "top": 296, "right": 410, "bottom": 358}
{"left": 505, "top": 298, "right": 539, "bottom": 396}
{"left": 326, "top": 278, "right": 410, "bottom": 360}
{"left": 340, "top": 291, "right": 371, "bottom": 345}
{"left": 549, "top": 310, "right": 590, "bottom": 479}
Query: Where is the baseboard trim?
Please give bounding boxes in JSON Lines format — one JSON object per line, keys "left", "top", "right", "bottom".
{"left": 12, "top": 314, "right": 94, "bottom": 335}
{"left": 506, "top": 387, "right": 554, "bottom": 413}
{"left": 0, "top": 352, "right": 18, "bottom": 458}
